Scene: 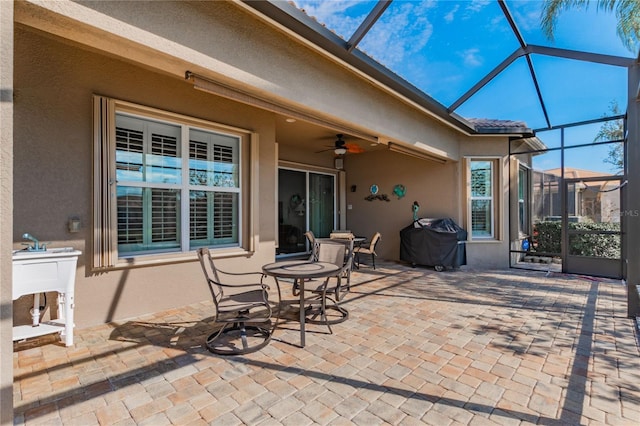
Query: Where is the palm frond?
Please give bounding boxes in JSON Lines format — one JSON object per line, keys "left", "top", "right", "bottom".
{"left": 541, "top": 0, "right": 639, "bottom": 53}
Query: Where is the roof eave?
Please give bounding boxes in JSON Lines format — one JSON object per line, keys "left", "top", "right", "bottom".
{"left": 476, "top": 127, "right": 535, "bottom": 137}
{"left": 238, "top": 0, "right": 479, "bottom": 135}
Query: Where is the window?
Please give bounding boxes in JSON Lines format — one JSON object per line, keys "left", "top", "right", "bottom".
{"left": 468, "top": 158, "right": 498, "bottom": 239}
{"left": 94, "top": 96, "right": 250, "bottom": 268}
{"left": 518, "top": 165, "right": 530, "bottom": 235}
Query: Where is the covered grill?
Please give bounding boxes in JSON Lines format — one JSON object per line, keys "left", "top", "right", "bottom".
{"left": 400, "top": 218, "right": 467, "bottom": 271}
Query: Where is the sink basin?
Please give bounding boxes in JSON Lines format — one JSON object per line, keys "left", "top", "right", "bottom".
{"left": 12, "top": 247, "right": 81, "bottom": 258}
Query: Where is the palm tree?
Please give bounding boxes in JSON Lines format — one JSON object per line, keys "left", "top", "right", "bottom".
{"left": 541, "top": 0, "right": 640, "bottom": 53}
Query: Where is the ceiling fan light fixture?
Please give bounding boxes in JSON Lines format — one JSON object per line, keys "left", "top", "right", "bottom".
{"left": 334, "top": 147, "right": 347, "bottom": 155}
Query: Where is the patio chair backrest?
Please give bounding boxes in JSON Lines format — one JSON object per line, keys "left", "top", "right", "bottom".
{"left": 330, "top": 230, "right": 355, "bottom": 240}
{"left": 317, "top": 238, "right": 354, "bottom": 274}
{"left": 369, "top": 232, "right": 382, "bottom": 253}
{"left": 197, "top": 248, "right": 223, "bottom": 303}
{"left": 317, "top": 240, "right": 347, "bottom": 266}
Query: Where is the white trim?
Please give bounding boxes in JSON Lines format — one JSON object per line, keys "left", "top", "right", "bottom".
{"left": 464, "top": 156, "right": 501, "bottom": 241}
{"left": 92, "top": 95, "right": 253, "bottom": 270}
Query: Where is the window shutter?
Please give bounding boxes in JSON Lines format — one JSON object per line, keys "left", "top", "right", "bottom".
{"left": 189, "top": 192, "right": 208, "bottom": 240}
{"left": 93, "top": 96, "right": 117, "bottom": 269}
{"left": 151, "top": 189, "right": 179, "bottom": 243}
{"left": 214, "top": 193, "right": 235, "bottom": 239}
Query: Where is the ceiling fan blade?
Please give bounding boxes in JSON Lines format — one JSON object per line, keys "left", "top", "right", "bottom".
{"left": 315, "top": 147, "right": 334, "bottom": 153}
{"left": 345, "top": 143, "right": 365, "bottom": 154}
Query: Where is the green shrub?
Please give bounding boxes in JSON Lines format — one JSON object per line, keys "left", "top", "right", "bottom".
{"left": 533, "top": 221, "right": 620, "bottom": 258}
{"left": 533, "top": 221, "right": 561, "bottom": 254}
{"left": 568, "top": 222, "right": 620, "bottom": 258}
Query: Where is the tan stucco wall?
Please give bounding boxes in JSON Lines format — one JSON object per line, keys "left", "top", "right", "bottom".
{"left": 344, "top": 150, "right": 459, "bottom": 262}
{"left": 15, "top": 0, "right": 461, "bottom": 162}
{"left": 344, "top": 138, "right": 512, "bottom": 269}
{"left": 1, "top": 0, "right": 14, "bottom": 421}
{"left": 459, "top": 138, "right": 511, "bottom": 269}
{"left": 13, "top": 28, "right": 278, "bottom": 328}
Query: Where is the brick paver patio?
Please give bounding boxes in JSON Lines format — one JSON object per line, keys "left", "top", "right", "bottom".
{"left": 13, "top": 262, "right": 640, "bottom": 425}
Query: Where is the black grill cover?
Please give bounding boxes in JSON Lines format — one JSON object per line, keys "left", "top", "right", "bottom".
{"left": 400, "top": 218, "right": 467, "bottom": 269}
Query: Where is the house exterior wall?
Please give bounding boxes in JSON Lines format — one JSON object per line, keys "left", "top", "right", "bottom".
{"left": 345, "top": 149, "right": 459, "bottom": 263}
{"left": 14, "top": 0, "right": 461, "bottom": 162}
{"left": 11, "top": 0, "right": 519, "bottom": 333}
{"left": 345, "top": 137, "right": 511, "bottom": 269}
{"left": 459, "top": 138, "right": 511, "bottom": 269}
{"left": 1, "top": 0, "right": 14, "bottom": 421}
{"left": 12, "top": 27, "right": 281, "bottom": 328}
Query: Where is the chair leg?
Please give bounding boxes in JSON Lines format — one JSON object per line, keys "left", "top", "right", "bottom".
{"left": 206, "top": 321, "right": 272, "bottom": 355}
{"left": 321, "top": 291, "right": 333, "bottom": 335}
{"left": 305, "top": 295, "right": 348, "bottom": 327}
{"left": 372, "top": 254, "right": 376, "bottom": 270}
{"left": 240, "top": 323, "right": 249, "bottom": 350}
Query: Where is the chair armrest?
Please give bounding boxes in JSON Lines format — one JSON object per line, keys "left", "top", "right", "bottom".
{"left": 216, "top": 270, "right": 272, "bottom": 289}
{"left": 217, "top": 269, "right": 266, "bottom": 279}
{"left": 213, "top": 280, "right": 270, "bottom": 291}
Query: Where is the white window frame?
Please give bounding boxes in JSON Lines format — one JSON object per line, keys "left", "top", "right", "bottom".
{"left": 466, "top": 157, "right": 500, "bottom": 240}
{"left": 518, "top": 164, "right": 531, "bottom": 236}
{"left": 93, "top": 96, "right": 254, "bottom": 269}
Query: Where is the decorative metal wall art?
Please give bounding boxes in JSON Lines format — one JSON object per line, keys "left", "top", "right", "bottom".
{"left": 393, "top": 184, "right": 406, "bottom": 199}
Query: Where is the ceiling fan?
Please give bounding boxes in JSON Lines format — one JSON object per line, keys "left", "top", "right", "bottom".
{"left": 315, "top": 134, "right": 365, "bottom": 155}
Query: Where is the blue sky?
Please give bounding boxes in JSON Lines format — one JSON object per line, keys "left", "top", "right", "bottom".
{"left": 291, "top": 0, "right": 635, "bottom": 173}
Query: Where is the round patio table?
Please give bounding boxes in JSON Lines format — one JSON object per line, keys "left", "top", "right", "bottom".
{"left": 262, "top": 260, "right": 340, "bottom": 347}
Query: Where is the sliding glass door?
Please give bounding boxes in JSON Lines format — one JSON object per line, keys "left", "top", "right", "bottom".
{"left": 277, "top": 168, "right": 336, "bottom": 256}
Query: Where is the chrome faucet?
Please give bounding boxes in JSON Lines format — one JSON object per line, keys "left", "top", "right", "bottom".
{"left": 22, "top": 233, "right": 48, "bottom": 251}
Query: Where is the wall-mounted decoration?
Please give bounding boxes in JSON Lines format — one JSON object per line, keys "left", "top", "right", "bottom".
{"left": 365, "top": 193, "right": 390, "bottom": 202}
{"left": 393, "top": 184, "right": 406, "bottom": 199}
{"left": 289, "top": 194, "right": 305, "bottom": 216}
{"left": 412, "top": 201, "right": 420, "bottom": 221}
{"left": 370, "top": 184, "right": 379, "bottom": 195}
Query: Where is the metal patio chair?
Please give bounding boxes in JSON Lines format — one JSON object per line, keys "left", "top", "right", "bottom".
{"left": 303, "top": 238, "right": 354, "bottom": 332}
{"left": 354, "top": 232, "right": 381, "bottom": 269}
{"left": 197, "top": 248, "right": 275, "bottom": 355}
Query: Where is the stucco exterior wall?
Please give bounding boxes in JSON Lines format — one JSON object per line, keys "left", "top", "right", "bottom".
{"left": 1, "top": 0, "right": 14, "bottom": 422}
{"left": 344, "top": 150, "right": 459, "bottom": 263}
{"left": 15, "top": 0, "right": 461, "bottom": 161}
{"left": 13, "top": 28, "right": 278, "bottom": 328}
{"left": 345, "top": 138, "right": 511, "bottom": 270}
{"left": 459, "top": 138, "right": 511, "bottom": 269}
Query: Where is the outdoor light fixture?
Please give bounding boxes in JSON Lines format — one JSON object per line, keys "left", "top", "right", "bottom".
{"left": 68, "top": 217, "right": 81, "bottom": 233}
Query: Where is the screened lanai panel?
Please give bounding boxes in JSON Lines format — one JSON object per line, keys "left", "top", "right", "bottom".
{"left": 292, "top": 0, "right": 378, "bottom": 41}
{"left": 531, "top": 150, "right": 562, "bottom": 223}
{"left": 507, "top": 1, "right": 635, "bottom": 58}
{"left": 285, "top": 0, "right": 635, "bottom": 130}
{"left": 355, "top": 0, "right": 519, "bottom": 106}
{"left": 531, "top": 56, "right": 628, "bottom": 126}
{"left": 533, "top": 129, "right": 561, "bottom": 150}
{"left": 456, "top": 56, "right": 547, "bottom": 128}
{"left": 564, "top": 144, "right": 622, "bottom": 177}
{"left": 565, "top": 120, "right": 624, "bottom": 150}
